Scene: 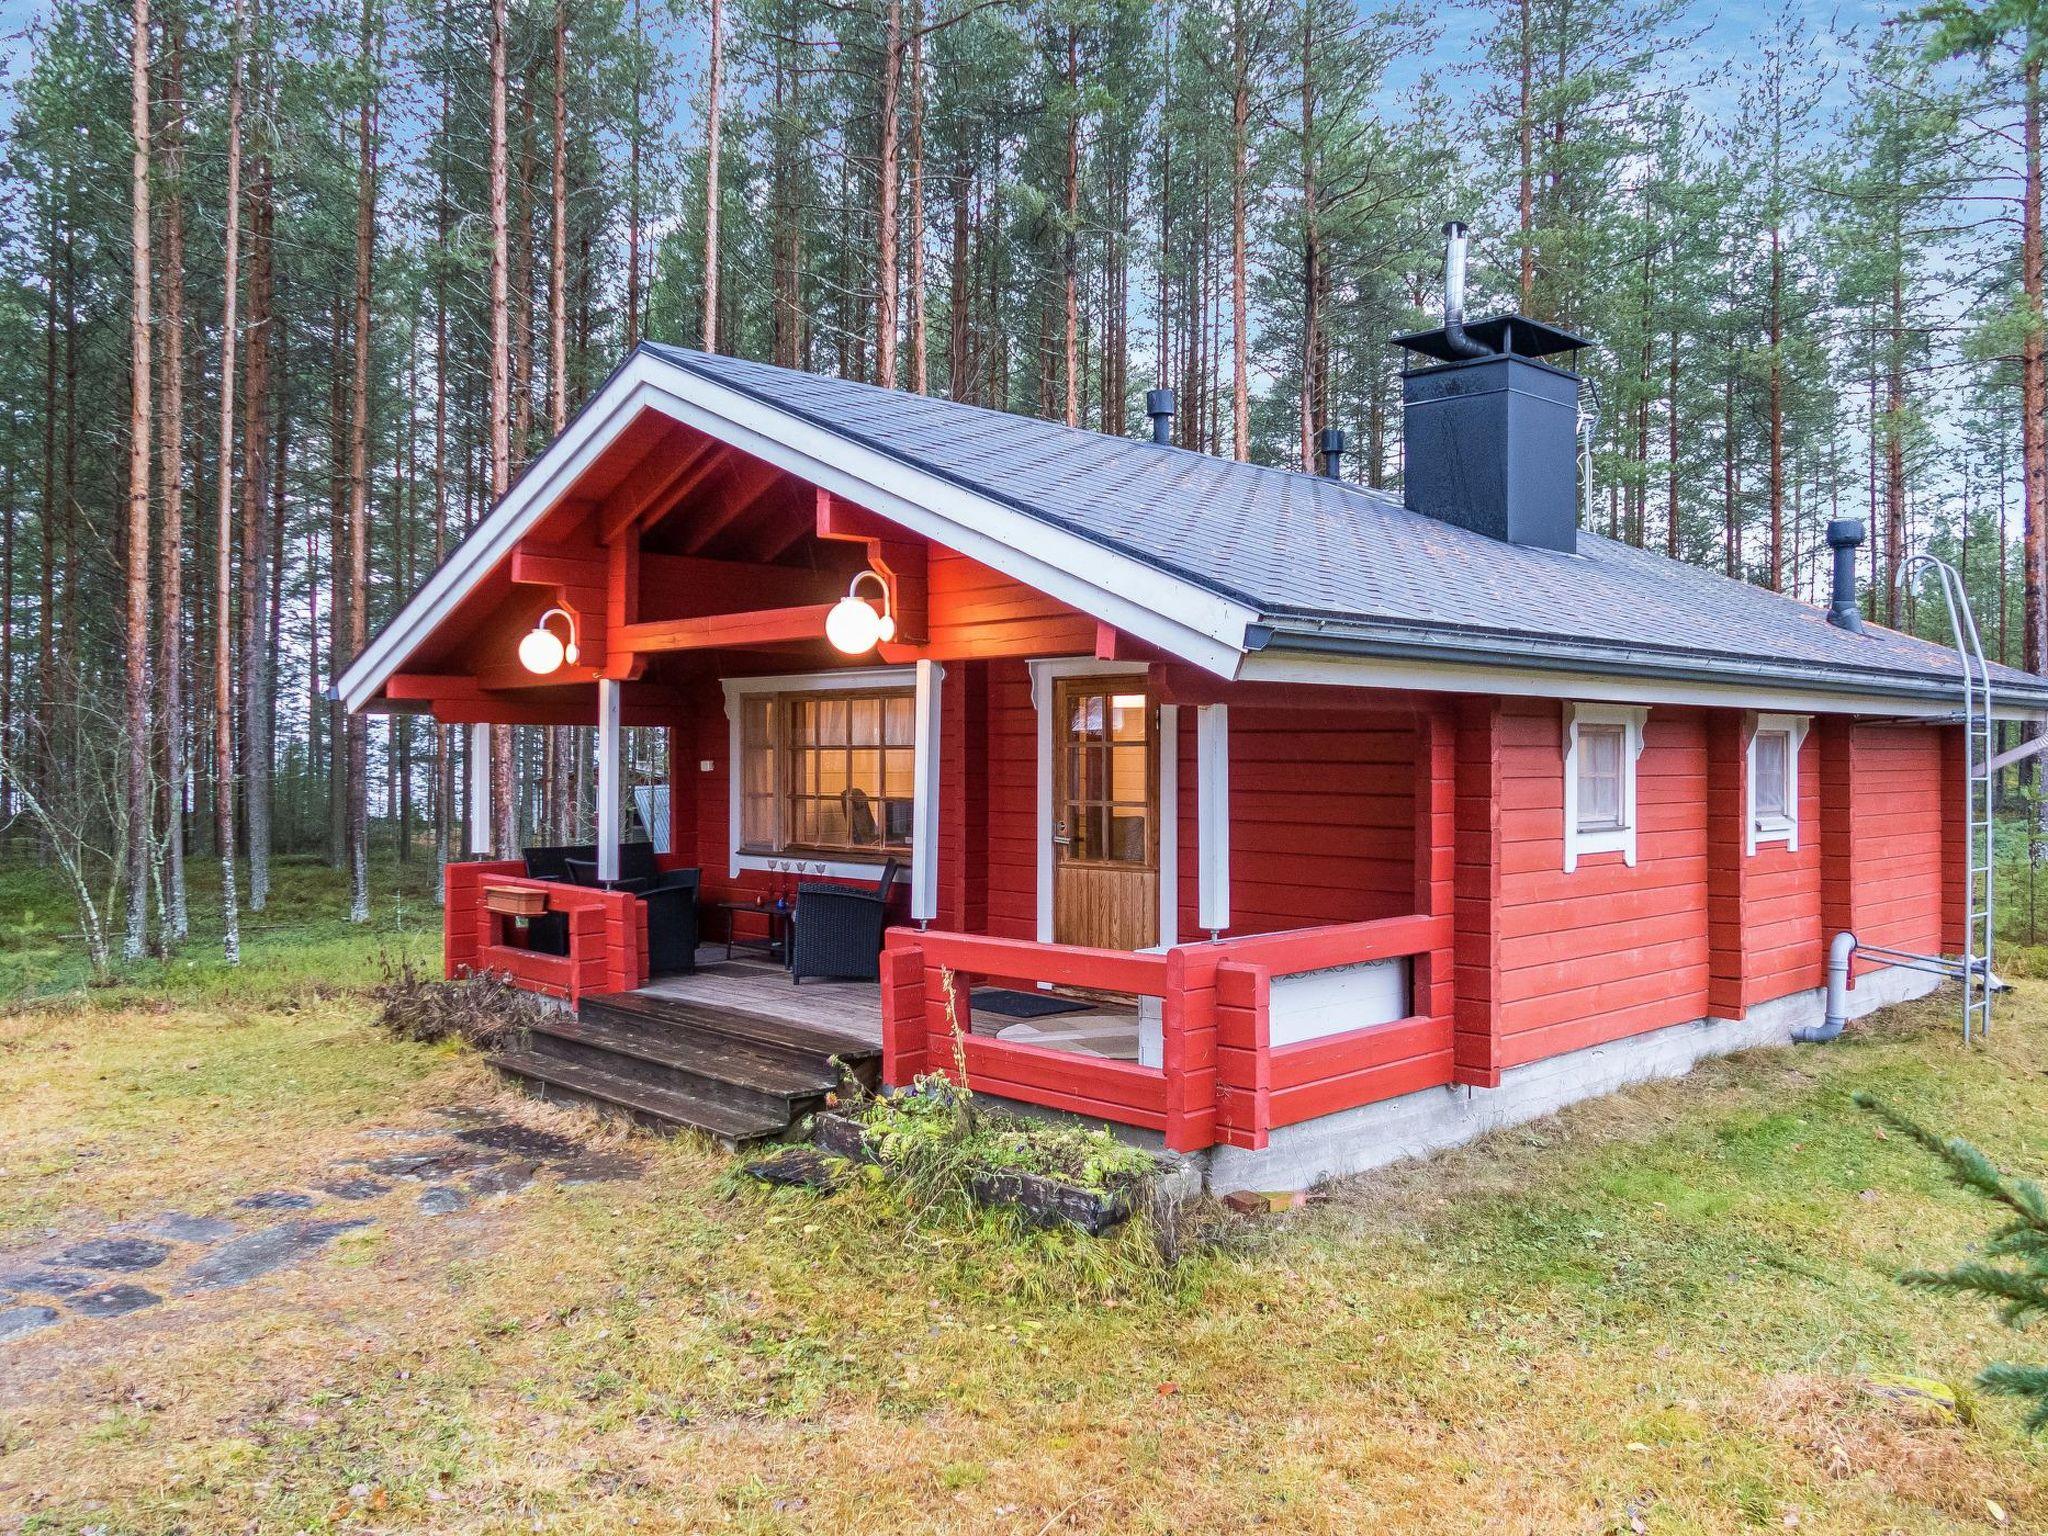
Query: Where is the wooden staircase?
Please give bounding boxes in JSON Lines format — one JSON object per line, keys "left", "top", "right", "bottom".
{"left": 490, "top": 990, "right": 882, "bottom": 1148}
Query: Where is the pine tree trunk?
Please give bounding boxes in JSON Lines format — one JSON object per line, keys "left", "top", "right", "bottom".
{"left": 1298, "top": 6, "right": 1319, "bottom": 471}
{"left": 2021, "top": 60, "right": 2045, "bottom": 694}
{"left": 240, "top": 96, "right": 274, "bottom": 909}
{"left": 489, "top": 0, "right": 516, "bottom": 857}
{"left": 908, "top": 7, "right": 927, "bottom": 395}
{"left": 625, "top": 0, "right": 642, "bottom": 350}
{"left": 156, "top": 5, "right": 189, "bottom": 944}
{"left": 1768, "top": 222, "right": 1784, "bottom": 590}
{"left": 123, "top": 0, "right": 155, "bottom": 963}
{"left": 345, "top": 0, "right": 379, "bottom": 923}
{"left": 875, "top": 0, "right": 901, "bottom": 386}
{"left": 704, "top": 0, "right": 724, "bottom": 352}
{"left": 1062, "top": 24, "right": 1080, "bottom": 428}
{"left": 213, "top": 0, "right": 245, "bottom": 962}
{"left": 1230, "top": 0, "right": 1249, "bottom": 461}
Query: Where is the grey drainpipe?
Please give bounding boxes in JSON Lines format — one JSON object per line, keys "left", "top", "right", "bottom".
{"left": 1793, "top": 932, "right": 1858, "bottom": 1042}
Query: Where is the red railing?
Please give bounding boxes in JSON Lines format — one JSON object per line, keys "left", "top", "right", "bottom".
{"left": 443, "top": 861, "right": 645, "bottom": 1003}
{"left": 881, "top": 912, "right": 1452, "bottom": 1154}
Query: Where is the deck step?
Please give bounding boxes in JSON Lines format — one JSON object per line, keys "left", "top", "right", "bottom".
{"left": 489, "top": 1049, "right": 791, "bottom": 1148}
{"left": 521, "top": 1012, "right": 843, "bottom": 1116}
{"left": 578, "top": 989, "right": 882, "bottom": 1069}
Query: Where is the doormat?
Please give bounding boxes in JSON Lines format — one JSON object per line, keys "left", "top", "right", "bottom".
{"left": 970, "top": 988, "right": 1091, "bottom": 1019}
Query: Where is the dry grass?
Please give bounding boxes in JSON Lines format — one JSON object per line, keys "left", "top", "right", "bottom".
{"left": 2, "top": 974, "right": 2047, "bottom": 1532}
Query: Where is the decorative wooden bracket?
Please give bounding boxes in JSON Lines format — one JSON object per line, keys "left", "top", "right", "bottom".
{"left": 816, "top": 488, "right": 927, "bottom": 644}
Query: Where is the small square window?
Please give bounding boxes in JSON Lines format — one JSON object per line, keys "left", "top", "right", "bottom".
{"left": 1576, "top": 723, "right": 1626, "bottom": 832}
{"left": 1747, "top": 714, "right": 1807, "bottom": 851}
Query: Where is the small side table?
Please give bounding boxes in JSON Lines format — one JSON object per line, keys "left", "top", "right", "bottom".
{"left": 717, "top": 901, "right": 791, "bottom": 963}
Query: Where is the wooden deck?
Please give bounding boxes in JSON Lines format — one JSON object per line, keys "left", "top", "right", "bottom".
{"left": 627, "top": 945, "right": 1141, "bottom": 1060}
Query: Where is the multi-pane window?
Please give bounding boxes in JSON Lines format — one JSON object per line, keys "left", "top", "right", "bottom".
{"left": 1575, "top": 722, "right": 1627, "bottom": 833}
{"left": 1059, "top": 688, "right": 1153, "bottom": 865}
{"left": 737, "top": 689, "right": 915, "bottom": 857}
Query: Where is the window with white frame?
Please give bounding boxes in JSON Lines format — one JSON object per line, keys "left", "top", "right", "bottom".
{"left": 1746, "top": 713, "right": 1808, "bottom": 853}
{"left": 1562, "top": 703, "right": 1648, "bottom": 872}
{"left": 723, "top": 669, "right": 918, "bottom": 874}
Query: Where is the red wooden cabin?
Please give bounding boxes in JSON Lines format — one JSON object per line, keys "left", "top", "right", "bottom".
{"left": 337, "top": 317, "right": 2044, "bottom": 1191}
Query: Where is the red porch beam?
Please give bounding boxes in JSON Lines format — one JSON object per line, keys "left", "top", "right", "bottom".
{"left": 387, "top": 672, "right": 486, "bottom": 701}
{"left": 679, "top": 457, "right": 786, "bottom": 555}
{"left": 612, "top": 602, "right": 837, "bottom": 654}
{"left": 509, "top": 540, "right": 606, "bottom": 589}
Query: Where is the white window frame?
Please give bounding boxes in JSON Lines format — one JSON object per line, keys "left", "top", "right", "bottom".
{"left": 720, "top": 666, "right": 921, "bottom": 883}
{"left": 1562, "top": 702, "right": 1648, "bottom": 873}
{"left": 1745, "top": 712, "right": 1809, "bottom": 854}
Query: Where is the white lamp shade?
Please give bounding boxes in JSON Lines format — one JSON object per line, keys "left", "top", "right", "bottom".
{"left": 826, "top": 595, "right": 885, "bottom": 654}
{"left": 518, "top": 625, "right": 566, "bottom": 675}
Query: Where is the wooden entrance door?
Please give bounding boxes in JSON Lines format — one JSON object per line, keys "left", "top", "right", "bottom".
{"left": 1051, "top": 676, "right": 1159, "bottom": 951}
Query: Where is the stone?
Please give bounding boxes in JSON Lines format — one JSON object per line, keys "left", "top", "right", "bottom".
{"left": 0, "top": 1304, "right": 59, "bottom": 1341}
{"left": 552, "top": 1152, "right": 643, "bottom": 1185}
{"left": 0, "top": 1269, "right": 93, "bottom": 1297}
{"left": 416, "top": 1185, "right": 469, "bottom": 1216}
{"left": 179, "top": 1219, "right": 373, "bottom": 1293}
{"left": 319, "top": 1177, "right": 393, "bottom": 1201}
{"left": 71, "top": 1284, "right": 160, "bottom": 1319}
{"left": 456, "top": 1122, "right": 584, "bottom": 1160}
{"left": 465, "top": 1160, "right": 538, "bottom": 1197}
{"left": 744, "top": 1147, "right": 842, "bottom": 1192}
{"left": 137, "top": 1212, "right": 239, "bottom": 1244}
{"left": 235, "top": 1191, "right": 315, "bottom": 1212}
{"left": 365, "top": 1149, "right": 494, "bottom": 1181}
{"left": 62, "top": 1237, "right": 172, "bottom": 1272}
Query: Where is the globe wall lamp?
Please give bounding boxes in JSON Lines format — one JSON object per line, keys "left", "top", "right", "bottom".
{"left": 825, "top": 570, "right": 897, "bottom": 655}
{"left": 518, "top": 606, "right": 581, "bottom": 675}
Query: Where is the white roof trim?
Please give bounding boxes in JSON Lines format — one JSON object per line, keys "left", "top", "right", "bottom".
{"left": 1237, "top": 647, "right": 2048, "bottom": 721}
{"left": 336, "top": 351, "right": 1257, "bottom": 713}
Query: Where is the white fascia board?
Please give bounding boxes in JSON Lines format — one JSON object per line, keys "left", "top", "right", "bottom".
{"left": 339, "top": 352, "right": 1258, "bottom": 713}
{"left": 631, "top": 369, "right": 1255, "bottom": 675}
{"left": 1236, "top": 646, "right": 2048, "bottom": 721}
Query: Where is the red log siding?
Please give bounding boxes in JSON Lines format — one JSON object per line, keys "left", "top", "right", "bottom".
{"left": 1494, "top": 701, "right": 1711, "bottom": 1068}
{"left": 1223, "top": 708, "right": 1419, "bottom": 936}
{"left": 1847, "top": 723, "right": 1946, "bottom": 963}
{"left": 1739, "top": 727, "right": 1824, "bottom": 1004}
{"left": 924, "top": 548, "right": 1096, "bottom": 658}
{"left": 984, "top": 660, "right": 1039, "bottom": 939}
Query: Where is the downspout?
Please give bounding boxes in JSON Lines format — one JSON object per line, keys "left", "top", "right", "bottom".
{"left": 1793, "top": 931, "right": 1858, "bottom": 1042}
{"left": 1440, "top": 222, "right": 1493, "bottom": 360}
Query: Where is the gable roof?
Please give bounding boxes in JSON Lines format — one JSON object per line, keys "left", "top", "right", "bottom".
{"left": 647, "top": 345, "right": 2045, "bottom": 714}
{"left": 337, "top": 342, "right": 2048, "bottom": 717}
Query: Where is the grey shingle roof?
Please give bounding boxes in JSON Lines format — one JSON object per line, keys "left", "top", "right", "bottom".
{"left": 648, "top": 343, "right": 2045, "bottom": 709}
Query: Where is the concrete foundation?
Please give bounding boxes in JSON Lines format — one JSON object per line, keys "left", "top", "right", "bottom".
{"left": 1197, "top": 963, "right": 1941, "bottom": 1195}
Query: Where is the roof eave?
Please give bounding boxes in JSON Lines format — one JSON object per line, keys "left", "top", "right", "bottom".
{"left": 1244, "top": 618, "right": 2048, "bottom": 719}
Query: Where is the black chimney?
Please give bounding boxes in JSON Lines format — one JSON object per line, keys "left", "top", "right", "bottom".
{"left": 1146, "top": 388, "right": 1175, "bottom": 445}
{"left": 1391, "top": 223, "right": 1590, "bottom": 554}
{"left": 1317, "top": 427, "right": 1345, "bottom": 478}
{"left": 1826, "top": 518, "right": 1866, "bottom": 633}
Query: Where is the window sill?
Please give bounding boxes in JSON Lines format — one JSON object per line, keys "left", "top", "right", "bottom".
{"left": 730, "top": 850, "right": 901, "bottom": 883}
{"left": 1750, "top": 820, "right": 1796, "bottom": 849}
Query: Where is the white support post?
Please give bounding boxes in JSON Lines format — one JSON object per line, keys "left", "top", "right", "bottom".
{"left": 1158, "top": 703, "right": 1179, "bottom": 948}
{"left": 597, "top": 679, "right": 622, "bottom": 883}
{"left": 467, "top": 722, "right": 492, "bottom": 855}
{"left": 1196, "top": 703, "right": 1230, "bottom": 937}
{"left": 910, "top": 659, "right": 944, "bottom": 924}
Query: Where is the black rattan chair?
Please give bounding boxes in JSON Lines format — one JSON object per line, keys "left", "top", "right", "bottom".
{"left": 564, "top": 856, "right": 702, "bottom": 977}
{"left": 788, "top": 860, "right": 902, "bottom": 984}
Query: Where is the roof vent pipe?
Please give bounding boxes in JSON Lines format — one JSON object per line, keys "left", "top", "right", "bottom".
{"left": 1145, "top": 388, "right": 1176, "bottom": 445}
{"left": 1441, "top": 222, "right": 1493, "bottom": 360}
{"left": 1826, "top": 518, "right": 1866, "bottom": 633}
{"left": 1317, "top": 427, "right": 1345, "bottom": 478}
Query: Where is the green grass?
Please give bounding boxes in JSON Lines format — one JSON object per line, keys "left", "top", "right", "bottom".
{"left": 2, "top": 858, "right": 2048, "bottom": 1529}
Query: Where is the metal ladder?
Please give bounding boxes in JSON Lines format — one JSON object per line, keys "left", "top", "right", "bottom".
{"left": 1896, "top": 554, "right": 1995, "bottom": 1042}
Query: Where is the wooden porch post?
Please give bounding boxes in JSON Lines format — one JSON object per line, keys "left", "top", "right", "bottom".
{"left": 597, "top": 677, "right": 621, "bottom": 881}
{"left": 467, "top": 722, "right": 492, "bottom": 855}
{"left": 910, "top": 659, "right": 943, "bottom": 923}
{"left": 1196, "top": 703, "right": 1230, "bottom": 936}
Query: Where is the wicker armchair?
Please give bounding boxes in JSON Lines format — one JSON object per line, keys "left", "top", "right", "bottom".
{"left": 563, "top": 856, "right": 702, "bottom": 977}
{"left": 788, "top": 860, "right": 903, "bottom": 984}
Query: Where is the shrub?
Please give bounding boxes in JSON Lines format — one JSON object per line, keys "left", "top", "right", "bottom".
{"left": 374, "top": 956, "right": 549, "bottom": 1052}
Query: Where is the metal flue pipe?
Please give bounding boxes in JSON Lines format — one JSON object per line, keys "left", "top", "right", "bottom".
{"left": 1441, "top": 222, "right": 1492, "bottom": 360}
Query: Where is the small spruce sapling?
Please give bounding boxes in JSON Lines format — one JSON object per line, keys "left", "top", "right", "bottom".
{"left": 1857, "top": 1092, "right": 2048, "bottom": 1429}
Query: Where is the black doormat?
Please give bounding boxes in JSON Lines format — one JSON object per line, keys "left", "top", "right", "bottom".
{"left": 970, "top": 988, "right": 1091, "bottom": 1019}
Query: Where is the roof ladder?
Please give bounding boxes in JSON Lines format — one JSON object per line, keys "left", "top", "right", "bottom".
{"left": 1889, "top": 554, "right": 1995, "bottom": 1043}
